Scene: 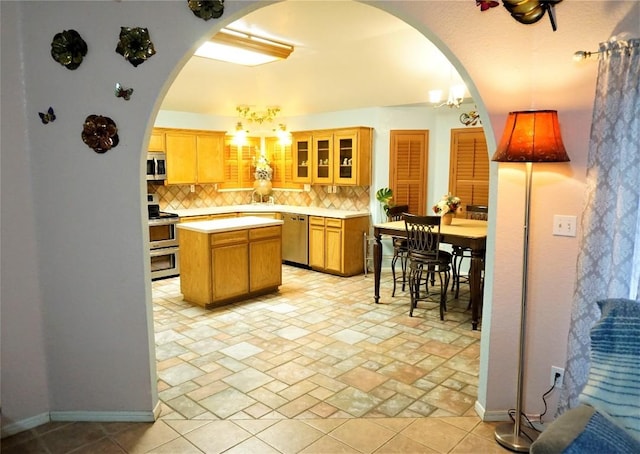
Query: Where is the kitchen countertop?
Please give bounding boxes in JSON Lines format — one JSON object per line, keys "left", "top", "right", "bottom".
{"left": 165, "top": 204, "right": 370, "bottom": 220}
{"left": 176, "top": 216, "right": 283, "bottom": 234}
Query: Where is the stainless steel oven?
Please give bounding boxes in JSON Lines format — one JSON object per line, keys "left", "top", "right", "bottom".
{"left": 150, "top": 245, "right": 180, "bottom": 280}
{"left": 147, "top": 194, "right": 179, "bottom": 280}
{"left": 149, "top": 215, "right": 179, "bottom": 249}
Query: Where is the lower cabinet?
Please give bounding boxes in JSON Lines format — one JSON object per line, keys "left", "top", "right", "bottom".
{"left": 179, "top": 225, "right": 282, "bottom": 308}
{"left": 309, "top": 215, "right": 369, "bottom": 276}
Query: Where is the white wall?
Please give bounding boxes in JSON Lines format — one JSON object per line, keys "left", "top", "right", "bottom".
{"left": 1, "top": 0, "right": 638, "bottom": 433}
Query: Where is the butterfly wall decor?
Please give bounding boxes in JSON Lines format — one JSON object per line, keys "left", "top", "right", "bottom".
{"left": 115, "top": 83, "right": 134, "bottom": 101}
{"left": 476, "top": 0, "right": 499, "bottom": 11}
{"left": 39, "top": 107, "right": 56, "bottom": 124}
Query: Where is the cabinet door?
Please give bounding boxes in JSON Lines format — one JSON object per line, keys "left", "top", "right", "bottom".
{"left": 250, "top": 237, "right": 282, "bottom": 292}
{"left": 211, "top": 243, "right": 248, "bottom": 301}
{"left": 324, "top": 219, "right": 343, "bottom": 273}
{"left": 165, "top": 132, "right": 197, "bottom": 185}
{"left": 148, "top": 129, "right": 165, "bottom": 152}
{"left": 333, "top": 130, "right": 357, "bottom": 185}
{"left": 292, "top": 133, "right": 312, "bottom": 183}
{"left": 196, "top": 133, "right": 225, "bottom": 183}
{"left": 308, "top": 217, "right": 326, "bottom": 269}
{"left": 312, "top": 133, "right": 333, "bottom": 184}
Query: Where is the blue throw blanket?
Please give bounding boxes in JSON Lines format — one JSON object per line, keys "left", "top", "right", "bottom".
{"left": 564, "top": 410, "right": 640, "bottom": 454}
{"left": 578, "top": 298, "right": 640, "bottom": 441}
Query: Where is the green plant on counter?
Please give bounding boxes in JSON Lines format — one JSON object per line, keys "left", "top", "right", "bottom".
{"left": 375, "top": 187, "right": 394, "bottom": 217}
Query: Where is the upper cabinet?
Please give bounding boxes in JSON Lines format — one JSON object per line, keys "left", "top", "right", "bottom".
{"left": 293, "top": 127, "right": 372, "bottom": 186}
{"left": 148, "top": 129, "right": 166, "bottom": 152}
{"left": 161, "top": 128, "right": 225, "bottom": 185}
{"left": 292, "top": 132, "right": 313, "bottom": 184}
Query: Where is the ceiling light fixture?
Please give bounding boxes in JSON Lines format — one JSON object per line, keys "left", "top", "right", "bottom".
{"left": 237, "top": 105, "right": 281, "bottom": 124}
{"left": 195, "top": 28, "right": 294, "bottom": 66}
{"left": 232, "top": 121, "right": 248, "bottom": 146}
{"left": 429, "top": 84, "right": 466, "bottom": 108}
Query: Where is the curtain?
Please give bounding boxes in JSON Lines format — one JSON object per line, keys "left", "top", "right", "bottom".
{"left": 558, "top": 38, "right": 640, "bottom": 414}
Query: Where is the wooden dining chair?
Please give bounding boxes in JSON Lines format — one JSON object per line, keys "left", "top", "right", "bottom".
{"left": 403, "top": 214, "right": 452, "bottom": 319}
{"left": 451, "top": 205, "right": 488, "bottom": 300}
{"left": 387, "top": 205, "right": 410, "bottom": 296}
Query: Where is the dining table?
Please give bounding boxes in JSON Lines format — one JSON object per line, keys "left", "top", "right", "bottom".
{"left": 372, "top": 218, "right": 488, "bottom": 330}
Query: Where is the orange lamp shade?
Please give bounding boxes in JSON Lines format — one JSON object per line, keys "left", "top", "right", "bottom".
{"left": 492, "top": 110, "right": 570, "bottom": 162}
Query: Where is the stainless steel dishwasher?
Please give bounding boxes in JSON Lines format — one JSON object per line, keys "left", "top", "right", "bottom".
{"left": 281, "top": 213, "right": 309, "bottom": 266}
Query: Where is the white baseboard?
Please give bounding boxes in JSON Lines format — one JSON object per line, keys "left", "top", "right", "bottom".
{"left": 475, "top": 400, "right": 512, "bottom": 422}
{"left": 474, "top": 400, "right": 551, "bottom": 431}
{"left": 49, "top": 410, "right": 157, "bottom": 423}
{"left": 2, "top": 406, "right": 160, "bottom": 439}
{"left": 1, "top": 412, "right": 50, "bottom": 438}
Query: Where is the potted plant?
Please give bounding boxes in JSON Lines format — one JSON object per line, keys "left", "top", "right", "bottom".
{"left": 376, "top": 187, "right": 394, "bottom": 221}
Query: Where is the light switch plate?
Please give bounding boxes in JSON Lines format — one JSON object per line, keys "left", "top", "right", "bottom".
{"left": 553, "top": 215, "right": 577, "bottom": 237}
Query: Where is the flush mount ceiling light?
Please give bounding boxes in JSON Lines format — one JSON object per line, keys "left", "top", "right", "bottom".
{"left": 195, "top": 28, "right": 294, "bottom": 66}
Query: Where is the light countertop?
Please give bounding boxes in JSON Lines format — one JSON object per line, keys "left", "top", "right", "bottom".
{"left": 177, "top": 216, "right": 284, "bottom": 234}
{"left": 165, "top": 204, "right": 370, "bottom": 220}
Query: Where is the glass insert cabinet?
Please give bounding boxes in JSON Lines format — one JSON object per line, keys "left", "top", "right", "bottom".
{"left": 292, "top": 127, "right": 372, "bottom": 186}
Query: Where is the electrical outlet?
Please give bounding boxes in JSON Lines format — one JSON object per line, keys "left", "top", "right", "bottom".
{"left": 552, "top": 215, "right": 577, "bottom": 237}
{"left": 551, "top": 366, "right": 565, "bottom": 388}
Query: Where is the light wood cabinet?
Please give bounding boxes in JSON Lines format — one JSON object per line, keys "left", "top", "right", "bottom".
{"left": 308, "top": 215, "right": 369, "bottom": 276}
{"left": 293, "top": 127, "right": 372, "bottom": 186}
{"left": 333, "top": 128, "right": 371, "bottom": 186}
{"left": 179, "top": 224, "right": 282, "bottom": 308}
{"left": 164, "top": 128, "right": 225, "bottom": 185}
{"left": 249, "top": 226, "right": 282, "bottom": 292}
{"left": 148, "top": 129, "right": 166, "bottom": 152}
{"left": 292, "top": 133, "right": 313, "bottom": 183}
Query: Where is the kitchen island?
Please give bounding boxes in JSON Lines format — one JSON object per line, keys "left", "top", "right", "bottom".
{"left": 177, "top": 216, "right": 283, "bottom": 308}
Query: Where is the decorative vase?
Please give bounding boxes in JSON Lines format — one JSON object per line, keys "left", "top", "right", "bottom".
{"left": 253, "top": 179, "right": 272, "bottom": 196}
{"left": 442, "top": 213, "right": 454, "bottom": 225}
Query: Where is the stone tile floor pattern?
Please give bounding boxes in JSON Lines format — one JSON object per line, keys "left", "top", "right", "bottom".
{"left": 3, "top": 266, "right": 510, "bottom": 453}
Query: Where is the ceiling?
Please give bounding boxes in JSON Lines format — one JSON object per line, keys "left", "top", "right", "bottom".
{"left": 159, "top": 1, "right": 469, "bottom": 118}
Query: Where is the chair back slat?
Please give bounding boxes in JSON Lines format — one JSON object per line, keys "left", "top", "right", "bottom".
{"left": 387, "top": 205, "right": 409, "bottom": 222}
{"left": 466, "top": 205, "right": 488, "bottom": 220}
{"left": 403, "top": 214, "right": 443, "bottom": 260}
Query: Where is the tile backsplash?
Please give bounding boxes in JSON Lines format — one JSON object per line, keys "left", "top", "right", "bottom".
{"left": 149, "top": 183, "right": 371, "bottom": 212}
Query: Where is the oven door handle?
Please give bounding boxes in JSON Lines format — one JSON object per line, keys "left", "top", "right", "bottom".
{"left": 149, "top": 247, "right": 179, "bottom": 257}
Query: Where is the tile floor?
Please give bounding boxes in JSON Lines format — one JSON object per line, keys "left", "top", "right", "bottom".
{"left": 2, "top": 266, "right": 509, "bottom": 453}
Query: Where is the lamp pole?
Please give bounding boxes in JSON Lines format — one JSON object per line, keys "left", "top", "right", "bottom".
{"left": 495, "top": 162, "right": 539, "bottom": 451}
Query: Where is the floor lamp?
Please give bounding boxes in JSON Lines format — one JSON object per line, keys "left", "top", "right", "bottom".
{"left": 492, "top": 110, "right": 570, "bottom": 452}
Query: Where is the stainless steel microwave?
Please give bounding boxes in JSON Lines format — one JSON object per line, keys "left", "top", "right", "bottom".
{"left": 146, "top": 152, "right": 166, "bottom": 181}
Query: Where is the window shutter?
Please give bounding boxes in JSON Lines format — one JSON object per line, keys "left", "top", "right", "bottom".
{"left": 449, "top": 128, "right": 490, "bottom": 212}
{"left": 389, "top": 131, "right": 428, "bottom": 215}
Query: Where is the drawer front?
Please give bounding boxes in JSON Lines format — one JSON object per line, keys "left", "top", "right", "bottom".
{"left": 309, "top": 216, "right": 325, "bottom": 227}
{"left": 325, "top": 218, "right": 342, "bottom": 229}
{"left": 249, "top": 225, "right": 281, "bottom": 241}
{"left": 210, "top": 230, "right": 248, "bottom": 247}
